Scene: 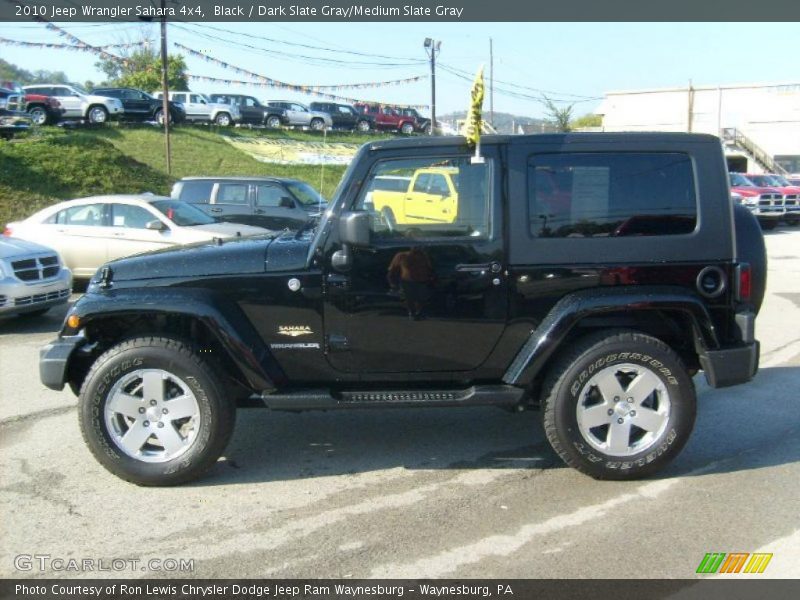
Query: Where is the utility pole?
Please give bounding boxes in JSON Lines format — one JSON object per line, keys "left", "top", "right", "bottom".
{"left": 489, "top": 37, "right": 494, "bottom": 128}
{"left": 687, "top": 79, "right": 695, "bottom": 134}
{"left": 160, "top": 0, "right": 171, "bottom": 174}
{"left": 424, "top": 38, "right": 441, "bottom": 135}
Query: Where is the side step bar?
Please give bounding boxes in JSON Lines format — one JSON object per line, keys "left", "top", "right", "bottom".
{"left": 261, "top": 385, "right": 526, "bottom": 411}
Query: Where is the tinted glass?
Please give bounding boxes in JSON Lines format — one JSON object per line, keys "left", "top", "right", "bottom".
{"left": 171, "top": 93, "right": 186, "bottom": 103}
{"left": 356, "top": 156, "right": 492, "bottom": 240}
{"left": 216, "top": 183, "right": 249, "bottom": 205}
{"left": 177, "top": 181, "right": 214, "bottom": 204}
{"left": 527, "top": 152, "right": 697, "bottom": 238}
{"left": 111, "top": 204, "right": 156, "bottom": 229}
{"left": 730, "top": 173, "right": 755, "bottom": 187}
{"left": 255, "top": 185, "right": 285, "bottom": 208}
{"left": 151, "top": 200, "right": 216, "bottom": 226}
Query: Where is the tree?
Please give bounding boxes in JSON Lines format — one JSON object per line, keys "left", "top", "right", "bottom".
{"left": 571, "top": 113, "right": 603, "bottom": 130}
{"left": 543, "top": 95, "right": 574, "bottom": 133}
{"left": 0, "top": 58, "right": 69, "bottom": 85}
{"left": 96, "top": 44, "right": 189, "bottom": 92}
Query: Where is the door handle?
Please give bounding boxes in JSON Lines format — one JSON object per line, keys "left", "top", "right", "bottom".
{"left": 210, "top": 208, "right": 223, "bottom": 213}
{"left": 455, "top": 262, "right": 502, "bottom": 273}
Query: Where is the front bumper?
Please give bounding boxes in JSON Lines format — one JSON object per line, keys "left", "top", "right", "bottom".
{"left": 0, "top": 269, "right": 71, "bottom": 316}
{"left": 40, "top": 334, "right": 85, "bottom": 391}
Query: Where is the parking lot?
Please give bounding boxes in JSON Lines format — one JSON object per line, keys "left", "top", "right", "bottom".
{"left": 0, "top": 227, "right": 798, "bottom": 580}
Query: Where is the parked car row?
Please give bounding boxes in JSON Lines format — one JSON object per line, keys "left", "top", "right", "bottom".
{"left": 730, "top": 172, "right": 800, "bottom": 229}
{"left": 4, "top": 79, "right": 430, "bottom": 133}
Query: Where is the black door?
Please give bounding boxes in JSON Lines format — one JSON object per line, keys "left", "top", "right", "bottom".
{"left": 322, "top": 148, "right": 507, "bottom": 374}
{"left": 240, "top": 97, "right": 265, "bottom": 124}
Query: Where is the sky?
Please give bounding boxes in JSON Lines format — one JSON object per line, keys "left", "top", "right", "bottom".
{"left": 1, "top": 21, "right": 798, "bottom": 119}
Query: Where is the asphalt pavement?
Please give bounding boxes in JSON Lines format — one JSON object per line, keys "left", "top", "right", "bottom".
{"left": 1, "top": 227, "right": 798, "bottom": 580}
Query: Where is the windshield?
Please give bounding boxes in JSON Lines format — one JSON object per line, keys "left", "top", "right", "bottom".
{"left": 770, "top": 175, "right": 790, "bottom": 186}
{"left": 71, "top": 84, "right": 89, "bottom": 95}
{"left": 747, "top": 175, "right": 774, "bottom": 187}
{"left": 730, "top": 173, "right": 755, "bottom": 187}
{"left": 151, "top": 200, "right": 216, "bottom": 226}
{"left": 286, "top": 181, "right": 327, "bottom": 207}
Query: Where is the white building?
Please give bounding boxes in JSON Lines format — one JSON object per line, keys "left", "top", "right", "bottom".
{"left": 595, "top": 82, "right": 800, "bottom": 174}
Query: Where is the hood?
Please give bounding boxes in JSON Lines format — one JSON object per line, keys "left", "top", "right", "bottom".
{"left": 731, "top": 185, "right": 781, "bottom": 196}
{"left": 0, "top": 236, "right": 58, "bottom": 259}
{"left": 99, "top": 235, "right": 276, "bottom": 283}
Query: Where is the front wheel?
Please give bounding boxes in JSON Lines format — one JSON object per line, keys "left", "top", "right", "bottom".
{"left": 400, "top": 122, "right": 414, "bottom": 134}
{"left": 86, "top": 105, "right": 108, "bottom": 124}
{"left": 79, "top": 336, "right": 236, "bottom": 486}
{"left": 155, "top": 109, "right": 172, "bottom": 126}
{"left": 266, "top": 115, "right": 281, "bottom": 128}
{"left": 356, "top": 119, "right": 371, "bottom": 132}
{"left": 541, "top": 330, "right": 696, "bottom": 480}
{"left": 310, "top": 118, "right": 325, "bottom": 131}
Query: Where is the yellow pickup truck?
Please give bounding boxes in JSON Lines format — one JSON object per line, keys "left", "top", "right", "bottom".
{"left": 369, "top": 167, "right": 459, "bottom": 225}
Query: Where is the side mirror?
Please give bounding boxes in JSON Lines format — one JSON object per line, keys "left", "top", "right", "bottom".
{"left": 145, "top": 219, "right": 167, "bottom": 231}
{"left": 338, "top": 211, "right": 371, "bottom": 247}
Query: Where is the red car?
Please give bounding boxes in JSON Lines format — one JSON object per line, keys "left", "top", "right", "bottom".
{"left": 744, "top": 173, "right": 800, "bottom": 225}
{"left": 729, "top": 172, "right": 784, "bottom": 230}
{"left": 23, "top": 92, "right": 65, "bottom": 125}
{"left": 354, "top": 102, "right": 417, "bottom": 134}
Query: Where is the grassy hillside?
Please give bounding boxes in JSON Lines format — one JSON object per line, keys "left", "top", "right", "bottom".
{"left": 0, "top": 124, "right": 379, "bottom": 226}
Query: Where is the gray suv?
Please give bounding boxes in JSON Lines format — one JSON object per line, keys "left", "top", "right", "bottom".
{"left": 265, "top": 101, "right": 332, "bottom": 130}
{"left": 171, "top": 177, "right": 327, "bottom": 230}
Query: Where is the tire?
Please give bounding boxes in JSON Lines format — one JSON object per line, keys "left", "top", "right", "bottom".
{"left": 28, "top": 105, "right": 49, "bottom": 126}
{"left": 356, "top": 119, "right": 371, "bottom": 132}
{"left": 86, "top": 105, "right": 108, "bottom": 124}
{"left": 758, "top": 218, "right": 777, "bottom": 231}
{"left": 541, "top": 330, "right": 696, "bottom": 480}
{"left": 155, "top": 109, "right": 170, "bottom": 126}
{"left": 214, "top": 112, "right": 232, "bottom": 127}
{"left": 79, "top": 336, "right": 236, "bottom": 486}
{"left": 400, "top": 122, "right": 414, "bottom": 135}
{"left": 310, "top": 118, "right": 325, "bottom": 131}
{"left": 733, "top": 204, "right": 767, "bottom": 313}
{"left": 266, "top": 115, "right": 281, "bottom": 128}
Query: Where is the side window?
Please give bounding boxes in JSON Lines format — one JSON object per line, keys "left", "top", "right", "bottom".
{"left": 189, "top": 94, "right": 205, "bottom": 104}
{"left": 527, "top": 152, "right": 697, "bottom": 238}
{"left": 216, "top": 183, "right": 249, "bottom": 205}
{"left": 111, "top": 204, "right": 156, "bottom": 229}
{"left": 178, "top": 181, "right": 214, "bottom": 204}
{"left": 428, "top": 174, "right": 449, "bottom": 196}
{"left": 255, "top": 185, "right": 286, "bottom": 208}
{"left": 355, "top": 156, "right": 492, "bottom": 241}
{"left": 171, "top": 93, "right": 186, "bottom": 103}
{"left": 245, "top": 97, "right": 257, "bottom": 107}
{"left": 338, "top": 106, "right": 352, "bottom": 115}
{"left": 54, "top": 203, "right": 106, "bottom": 226}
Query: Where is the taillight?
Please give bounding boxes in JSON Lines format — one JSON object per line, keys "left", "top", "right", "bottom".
{"left": 2, "top": 227, "right": 13, "bottom": 237}
{"left": 736, "top": 263, "right": 751, "bottom": 302}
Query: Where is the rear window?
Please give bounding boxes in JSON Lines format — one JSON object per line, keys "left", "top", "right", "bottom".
{"left": 176, "top": 181, "right": 214, "bottom": 204}
{"left": 527, "top": 152, "right": 697, "bottom": 238}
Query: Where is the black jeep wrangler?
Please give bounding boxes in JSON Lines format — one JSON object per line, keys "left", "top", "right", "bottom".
{"left": 40, "top": 133, "right": 766, "bottom": 486}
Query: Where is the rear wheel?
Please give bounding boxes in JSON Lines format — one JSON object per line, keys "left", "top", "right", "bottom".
{"left": 356, "top": 119, "right": 371, "bottom": 132}
{"left": 155, "top": 109, "right": 171, "bottom": 126}
{"left": 400, "top": 122, "right": 414, "bottom": 134}
{"left": 79, "top": 336, "right": 236, "bottom": 486}
{"left": 541, "top": 330, "right": 696, "bottom": 480}
{"left": 266, "top": 115, "right": 281, "bottom": 128}
{"left": 310, "top": 118, "right": 325, "bottom": 131}
{"left": 214, "top": 112, "right": 232, "bottom": 127}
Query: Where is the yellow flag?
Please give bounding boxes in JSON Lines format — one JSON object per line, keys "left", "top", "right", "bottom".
{"left": 464, "top": 65, "right": 485, "bottom": 146}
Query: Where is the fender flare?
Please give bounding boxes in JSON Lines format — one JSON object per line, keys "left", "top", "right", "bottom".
{"left": 69, "top": 288, "right": 284, "bottom": 392}
{"left": 503, "top": 286, "right": 720, "bottom": 386}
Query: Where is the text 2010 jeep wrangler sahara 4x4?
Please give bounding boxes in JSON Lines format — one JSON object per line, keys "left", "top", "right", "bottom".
{"left": 40, "top": 133, "right": 766, "bottom": 486}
